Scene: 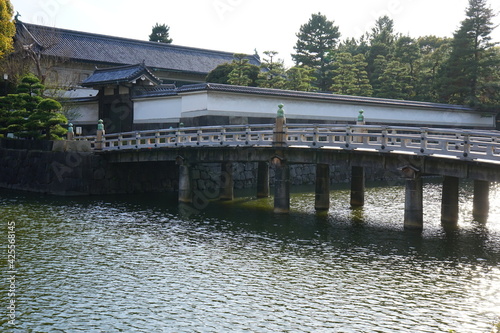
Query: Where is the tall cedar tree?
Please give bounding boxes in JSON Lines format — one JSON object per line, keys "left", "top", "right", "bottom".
{"left": 438, "top": 0, "right": 498, "bottom": 107}
{"left": 0, "top": 0, "right": 14, "bottom": 60}
{"left": 149, "top": 23, "right": 173, "bottom": 43}
{"left": 292, "top": 13, "right": 340, "bottom": 91}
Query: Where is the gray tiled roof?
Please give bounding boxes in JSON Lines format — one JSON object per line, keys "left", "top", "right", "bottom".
{"left": 81, "top": 63, "right": 161, "bottom": 87}
{"left": 16, "top": 22, "right": 261, "bottom": 75}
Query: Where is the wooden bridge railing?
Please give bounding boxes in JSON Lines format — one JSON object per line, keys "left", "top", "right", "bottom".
{"left": 75, "top": 124, "right": 500, "bottom": 163}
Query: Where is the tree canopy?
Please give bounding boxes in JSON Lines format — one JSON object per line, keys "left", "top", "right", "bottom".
{"left": 206, "top": 54, "right": 260, "bottom": 87}
{"left": 437, "top": 0, "right": 499, "bottom": 108}
{"left": 0, "top": 0, "right": 15, "bottom": 60}
{"left": 292, "top": 12, "right": 341, "bottom": 91}
{"left": 0, "top": 74, "right": 67, "bottom": 140}
{"left": 149, "top": 23, "right": 173, "bottom": 43}
{"left": 205, "top": 1, "right": 499, "bottom": 109}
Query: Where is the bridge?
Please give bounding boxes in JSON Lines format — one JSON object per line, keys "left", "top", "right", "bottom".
{"left": 74, "top": 106, "right": 500, "bottom": 230}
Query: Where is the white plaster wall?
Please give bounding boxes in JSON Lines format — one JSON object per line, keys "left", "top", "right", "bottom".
{"left": 180, "top": 91, "right": 494, "bottom": 128}
{"left": 181, "top": 92, "right": 209, "bottom": 113}
{"left": 70, "top": 89, "right": 495, "bottom": 129}
{"left": 71, "top": 102, "right": 98, "bottom": 124}
{"left": 134, "top": 97, "right": 182, "bottom": 123}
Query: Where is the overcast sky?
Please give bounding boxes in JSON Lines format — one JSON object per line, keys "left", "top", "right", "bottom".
{"left": 10, "top": 0, "right": 500, "bottom": 66}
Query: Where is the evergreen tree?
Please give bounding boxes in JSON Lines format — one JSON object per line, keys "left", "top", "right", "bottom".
{"left": 284, "top": 66, "right": 315, "bottom": 92}
{"left": 330, "top": 52, "right": 357, "bottom": 95}
{"left": 206, "top": 54, "right": 260, "bottom": 86}
{"left": 206, "top": 63, "right": 234, "bottom": 84}
{"left": 437, "top": 0, "right": 499, "bottom": 107}
{"left": 292, "top": 12, "right": 341, "bottom": 91}
{"left": 330, "top": 52, "right": 372, "bottom": 96}
{"left": 0, "top": 74, "right": 67, "bottom": 139}
{"left": 372, "top": 56, "right": 412, "bottom": 99}
{"left": 257, "top": 51, "right": 287, "bottom": 89}
{"left": 227, "top": 54, "right": 256, "bottom": 86}
{"left": 26, "top": 98, "right": 67, "bottom": 140}
{"left": 0, "top": 0, "right": 14, "bottom": 60}
{"left": 149, "top": 23, "right": 173, "bottom": 43}
{"left": 414, "top": 36, "right": 451, "bottom": 102}
{"left": 366, "top": 16, "right": 398, "bottom": 83}
{"left": 394, "top": 36, "right": 421, "bottom": 79}
{"left": 352, "top": 54, "right": 373, "bottom": 97}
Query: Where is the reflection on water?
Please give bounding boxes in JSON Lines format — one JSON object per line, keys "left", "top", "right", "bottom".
{"left": 1, "top": 180, "right": 500, "bottom": 332}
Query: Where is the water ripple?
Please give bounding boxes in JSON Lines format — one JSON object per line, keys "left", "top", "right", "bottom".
{"left": 1, "top": 183, "right": 500, "bottom": 332}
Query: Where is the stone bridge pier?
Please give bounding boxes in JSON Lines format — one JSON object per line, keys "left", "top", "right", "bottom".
{"left": 176, "top": 158, "right": 492, "bottom": 230}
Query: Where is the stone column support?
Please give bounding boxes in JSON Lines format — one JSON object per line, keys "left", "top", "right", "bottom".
{"left": 350, "top": 166, "right": 365, "bottom": 207}
{"left": 315, "top": 164, "right": 330, "bottom": 211}
{"left": 273, "top": 157, "right": 290, "bottom": 214}
{"left": 220, "top": 161, "right": 234, "bottom": 201}
{"left": 257, "top": 161, "right": 270, "bottom": 198}
{"left": 473, "top": 180, "right": 490, "bottom": 222}
{"left": 441, "top": 176, "right": 459, "bottom": 227}
{"left": 403, "top": 167, "right": 423, "bottom": 230}
{"left": 178, "top": 162, "right": 192, "bottom": 203}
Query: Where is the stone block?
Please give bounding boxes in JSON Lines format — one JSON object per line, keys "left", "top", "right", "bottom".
{"left": 52, "top": 140, "right": 92, "bottom": 152}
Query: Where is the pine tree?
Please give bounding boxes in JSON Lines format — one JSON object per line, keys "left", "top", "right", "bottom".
{"left": 366, "top": 16, "right": 398, "bottom": 82}
{"left": 206, "top": 54, "right": 260, "bottom": 86}
{"left": 330, "top": 53, "right": 372, "bottom": 97}
{"left": 437, "top": 0, "right": 499, "bottom": 107}
{"left": 0, "top": 74, "right": 67, "bottom": 139}
{"left": 352, "top": 54, "right": 373, "bottom": 97}
{"left": 26, "top": 98, "right": 67, "bottom": 140}
{"left": 149, "top": 23, "right": 173, "bottom": 43}
{"left": 227, "top": 54, "right": 254, "bottom": 86}
{"left": 284, "top": 66, "right": 314, "bottom": 92}
{"left": 330, "top": 52, "right": 357, "bottom": 95}
{"left": 257, "top": 51, "right": 287, "bottom": 89}
{"left": 414, "top": 36, "right": 451, "bottom": 102}
{"left": 292, "top": 12, "right": 341, "bottom": 91}
{"left": 372, "top": 56, "right": 412, "bottom": 100}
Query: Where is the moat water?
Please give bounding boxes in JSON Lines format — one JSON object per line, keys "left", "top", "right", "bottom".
{"left": 1, "top": 180, "right": 500, "bottom": 332}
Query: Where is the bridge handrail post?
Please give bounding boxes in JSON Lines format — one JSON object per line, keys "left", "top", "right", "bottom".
{"left": 95, "top": 119, "right": 105, "bottom": 150}
{"left": 67, "top": 123, "right": 74, "bottom": 141}
{"left": 463, "top": 133, "right": 471, "bottom": 158}
{"left": 155, "top": 131, "right": 160, "bottom": 146}
{"left": 197, "top": 129, "right": 202, "bottom": 145}
{"left": 345, "top": 125, "right": 352, "bottom": 149}
{"left": 135, "top": 132, "right": 141, "bottom": 148}
{"left": 273, "top": 104, "right": 287, "bottom": 148}
{"left": 118, "top": 133, "right": 123, "bottom": 148}
{"left": 380, "top": 126, "right": 388, "bottom": 150}
{"left": 420, "top": 128, "right": 428, "bottom": 154}
{"left": 220, "top": 128, "right": 226, "bottom": 145}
